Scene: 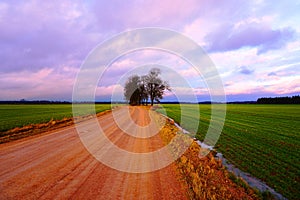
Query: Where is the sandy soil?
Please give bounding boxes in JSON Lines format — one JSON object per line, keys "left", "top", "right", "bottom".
{"left": 0, "top": 106, "right": 188, "bottom": 200}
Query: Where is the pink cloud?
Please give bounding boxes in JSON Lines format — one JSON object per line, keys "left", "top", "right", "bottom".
{"left": 1, "top": 0, "right": 300, "bottom": 101}
{"left": 91, "top": 0, "right": 201, "bottom": 30}
{"left": 262, "top": 79, "right": 300, "bottom": 95}
{"left": 178, "top": 67, "right": 200, "bottom": 78}
{"left": 0, "top": 68, "right": 75, "bottom": 100}
{"left": 205, "top": 22, "right": 295, "bottom": 54}
{"left": 96, "top": 84, "right": 124, "bottom": 97}
{"left": 224, "top": 75, "right": 300, "bottom": 96}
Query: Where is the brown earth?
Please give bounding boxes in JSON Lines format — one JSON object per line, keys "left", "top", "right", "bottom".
{"left": 0, "top": 106, "right": 260, "bottom": 200}
{"left": 0, "top": 110, "right": 112, "bottom": 144}
{"left": 0, "top": 106, "right": 189, "bottom": 200}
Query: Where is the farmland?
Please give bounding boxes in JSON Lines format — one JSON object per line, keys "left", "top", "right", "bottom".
{"left": 158, "top": 104, "right": 300, "bottom": 200}
{"left": 1, "top": 103, "right": 299, "bottom": 199}
{"left": 0, "top": 104, "right": 111, "bottom": 132}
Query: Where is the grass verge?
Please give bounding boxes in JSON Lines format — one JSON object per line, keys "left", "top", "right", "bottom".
{"left": 157, "top": 104, "right": 300, "bottom": 199}
{"left": 156, "top": 112, "right": 261, "bottom": 200}
{"left": 0, "top": 104, "right": 112, "bottom": 143}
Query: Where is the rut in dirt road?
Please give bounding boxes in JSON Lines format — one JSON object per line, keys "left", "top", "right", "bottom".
{"left": 0, "top": 106, "right": 189, "bottom": 200}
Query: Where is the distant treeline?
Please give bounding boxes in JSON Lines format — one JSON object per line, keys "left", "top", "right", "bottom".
{"left": 0, "top": 100, "right": 113, "bottom": 104}
{"left": 0, "top": 100, "right": 71, "bottom": 104}
{"left": 1, "top": 96, "right": 299, "bottom": 104}
{"left": 257, "top": 95, "right": 300, "bottom": 104}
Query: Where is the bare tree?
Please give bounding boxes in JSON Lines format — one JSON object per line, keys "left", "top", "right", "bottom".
{"left": 139, "top": 75, "right": 149, "bottom": 105}
{"left": 145, "top": 68, "right": 170, "bottom": 106}
{"left": 123, "top": 68, "right": 170, "bottom": 106}
{"left": 124, "top": 75, "right": 141, "bottom": 105}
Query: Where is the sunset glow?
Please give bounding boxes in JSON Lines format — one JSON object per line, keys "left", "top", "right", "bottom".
{"left": 1, "top": 0, "right": 299, "bottom": 101}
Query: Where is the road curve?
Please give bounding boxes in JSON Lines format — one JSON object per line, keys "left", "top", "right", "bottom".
{"left": 0, "top": 106, "right": 188, "bottom": 200}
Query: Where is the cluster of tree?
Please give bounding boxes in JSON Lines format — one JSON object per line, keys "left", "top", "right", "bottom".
{"left": 124, "top": 68, "right": 171, "bottom": 106}
{"left": 257, "top": 95, "right": 300, "bottom": 104}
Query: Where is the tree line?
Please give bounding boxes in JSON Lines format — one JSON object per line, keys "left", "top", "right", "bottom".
{"left": 124, "top": 68, "right": 170, "bottom": 106}
{"left": 257, "top": 95, "right": 300, "bottom": 104}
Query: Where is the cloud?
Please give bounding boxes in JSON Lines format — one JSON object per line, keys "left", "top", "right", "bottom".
{"left": 96, "top": 84, "right": 124, "bottom": 96}
{"left": 1, "top": 0, "right": 253, "bottom": 75}
{"left": 90, "top": 0, "right": 202, "bottom": 31}
{"left": 95, "top": 84, "right": 124, "bottom": 101}
{"left": 224, "top": 81, "right": 234, "bottom": 87}
{"left": 238, "top": 66, "right": 254, "bottom": 75}
{"left": 0, "top": 0, "right": 97, "bottom": 73}
{"left": 0, "top": 67, "right": 75, "bottom": 100}
{"left": 205, "top": 22, "right": 295, "bottom": 54}
{"left": 264, "top": 79, "right": 300, "bottom": 95}
{"left": 1, "top": 0, "right": 300, "bottom": 101}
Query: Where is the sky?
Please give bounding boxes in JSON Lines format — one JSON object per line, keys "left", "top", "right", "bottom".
{"left": 0, "top": 0, "right": 299, "bottom": 102}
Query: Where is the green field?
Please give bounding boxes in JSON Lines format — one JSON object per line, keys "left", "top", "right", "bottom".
{"left": 1, "top": 103, "right": 299, "bottom": 199}
{"left": 158, "top": 104, "right": 300, "bottom": 200}
{"left": 0, "top": 104, "right": 111, "bottom": 132}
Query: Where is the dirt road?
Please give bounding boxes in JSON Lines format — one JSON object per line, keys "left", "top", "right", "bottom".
{"left": 0, "top": 106, "right": 188, "bottom": 199}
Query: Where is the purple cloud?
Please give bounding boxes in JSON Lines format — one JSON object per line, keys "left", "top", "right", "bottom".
{"left": 90, "top": 0, "right": 203, "bottom": 31}
{"left": 205, "top": 22, "right": 295, "bottom": 54}
{"left": 268, "top": 72, "right": 277, "bottom": 76}
{"left": 0, "top": 0, "right": 98, "bottom": 73}
{"left": 238, "top": 66, "right": 254, "bottom": 75}
{"left": 0, "top": 0, "right": 299, "bottom": 101}
{"left": 0, "top": 0, "right": 204, "bottom": 74}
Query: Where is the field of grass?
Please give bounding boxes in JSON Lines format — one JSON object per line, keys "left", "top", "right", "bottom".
{"left": 0, "top": 104, "right": 111, "bottom": 132}
{"left": 158, "top": 104, "right": 300, "bottom": 200}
